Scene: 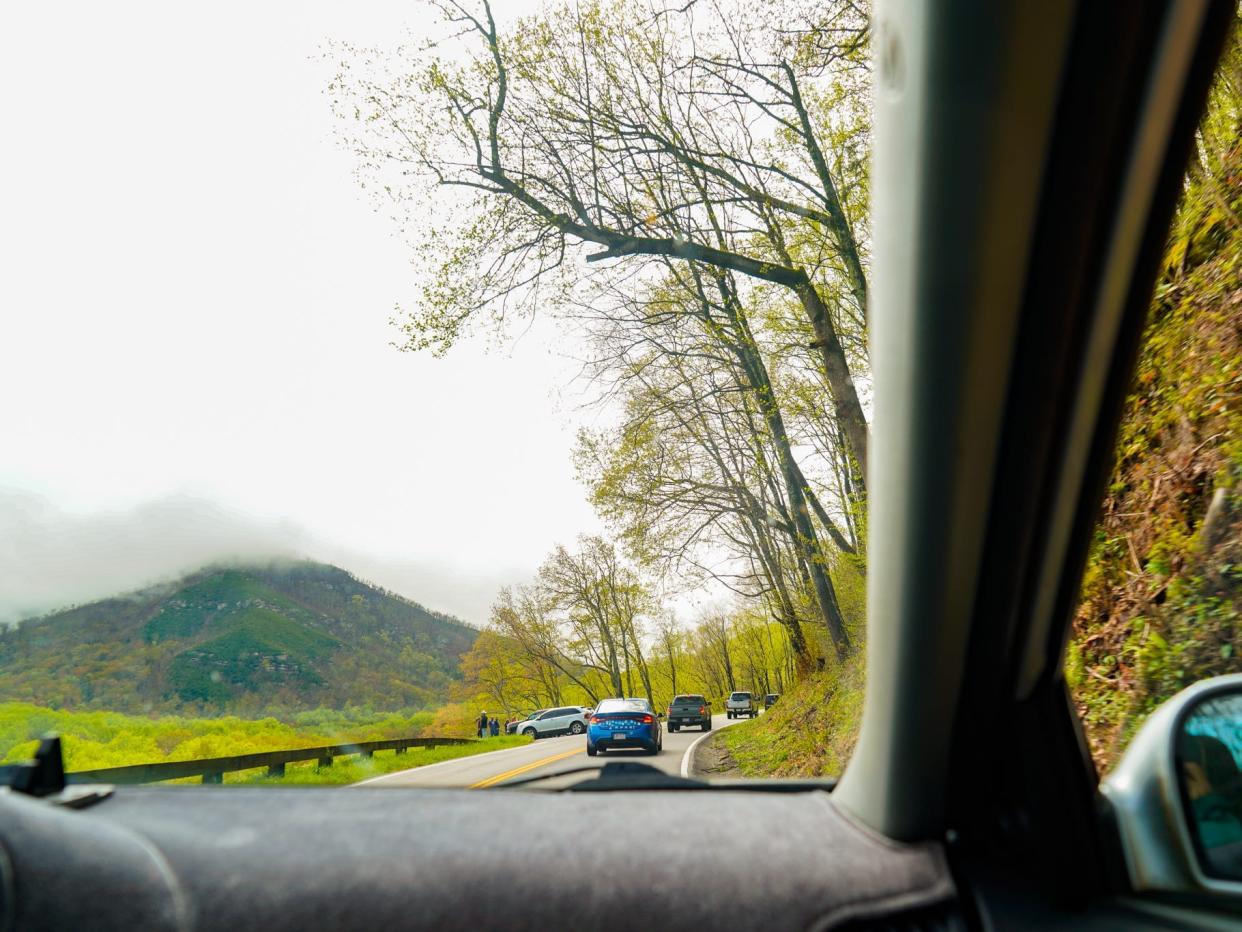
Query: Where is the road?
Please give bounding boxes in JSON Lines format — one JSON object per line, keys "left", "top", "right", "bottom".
{"left": 358, "top": 712, "right": 743, "bottom": 790}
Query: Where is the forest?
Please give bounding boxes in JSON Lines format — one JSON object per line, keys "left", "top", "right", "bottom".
{"left": 328, "top": 0, "right": 872, "bottom": 735}
{"left": 0, "top": 561, "right": 476, "bottom": 716}
{"left": 1068, "top": 25, "right": 1242, "bottom": 771}
{"left": 328, "top": 0, "right": 1241, "bottom": 775}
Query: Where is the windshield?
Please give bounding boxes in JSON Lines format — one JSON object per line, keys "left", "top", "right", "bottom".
{"left": 0, "top": 0, "right": 871, "bottom": 793}
{"left": 595, "top": 700, "right": 651, "bottom": 715}
{"left": 3, "top": 0, "right": 1229, "bottom": 799}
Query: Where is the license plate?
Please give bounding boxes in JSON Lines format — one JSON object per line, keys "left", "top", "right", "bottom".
{"left": 612, "top": 731, "right": 627, "bottom": 740}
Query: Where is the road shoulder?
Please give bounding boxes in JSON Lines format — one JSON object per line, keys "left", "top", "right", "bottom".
{"left": 687, "top": 728, "right": 743, "bottom": 779}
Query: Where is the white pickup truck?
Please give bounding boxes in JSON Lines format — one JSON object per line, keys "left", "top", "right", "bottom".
{"left": 725, "top": 691, "right": 758, "bottom": 719}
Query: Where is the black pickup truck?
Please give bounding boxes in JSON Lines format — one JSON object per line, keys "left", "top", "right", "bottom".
{"left": 666, "top": 694, "right": 712, "bottom": 732}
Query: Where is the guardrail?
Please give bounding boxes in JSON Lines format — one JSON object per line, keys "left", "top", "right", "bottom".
{"left": 65, "top": 736, "right": 476, "bottom": 785}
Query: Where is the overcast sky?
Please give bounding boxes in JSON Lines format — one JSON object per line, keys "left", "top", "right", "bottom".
{"left": 0, "top": 1, "right": 602, "bottom": 625}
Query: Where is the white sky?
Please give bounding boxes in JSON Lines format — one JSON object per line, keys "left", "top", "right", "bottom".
{"left": 0, "top": 1, "right": 603, "bottom": 625}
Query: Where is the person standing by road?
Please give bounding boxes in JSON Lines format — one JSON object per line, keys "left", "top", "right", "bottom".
{"left": 477, "top": 710, "right": 489, "bottom": 739}
{"left": 490, "top": 717, "right": 500, "bottom": 737}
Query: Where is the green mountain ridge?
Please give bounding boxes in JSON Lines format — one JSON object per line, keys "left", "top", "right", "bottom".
{"left": 0, "top": 561, "right": 479, "bottom": 715}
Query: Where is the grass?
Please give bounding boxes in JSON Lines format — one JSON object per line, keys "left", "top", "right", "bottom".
{"left": 719, "top": 654, "right": 864, "bottom": 778}
{"left": 231, "top": 735, "right": 531, "bottom": 786}
{"left": 0, "top": 700, "right": 530, "bottom": 787}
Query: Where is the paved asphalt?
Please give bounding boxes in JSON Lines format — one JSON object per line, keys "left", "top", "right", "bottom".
{"left": 358, "top": 712, "right": 745, "bottom": 790}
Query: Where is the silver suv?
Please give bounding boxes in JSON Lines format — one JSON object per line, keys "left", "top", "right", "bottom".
{"left": 513, "top": 706, "right": 590, "bottom": 738}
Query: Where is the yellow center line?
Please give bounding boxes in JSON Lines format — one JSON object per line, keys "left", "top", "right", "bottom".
{"left": 469, "top": 746, "right": 584, "bottom": 788}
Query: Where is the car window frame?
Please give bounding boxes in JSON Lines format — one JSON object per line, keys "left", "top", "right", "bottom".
{"left": 837, "top": 0, "right": 1232, "bottom": 915}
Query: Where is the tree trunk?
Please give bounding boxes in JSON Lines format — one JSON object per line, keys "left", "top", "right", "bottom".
{"left": 793, "top": 277, "right": 869, "bottom": 483}
{"left": 721, "top": 282, "right": 853, "bottom": 658}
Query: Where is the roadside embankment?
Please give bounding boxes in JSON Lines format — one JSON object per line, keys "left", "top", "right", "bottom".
{"left": 700, "top": 655, "right": 865, "bottom": 778}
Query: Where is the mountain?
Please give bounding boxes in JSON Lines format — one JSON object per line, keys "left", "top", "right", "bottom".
{"left": 0, "top": 561, "right": 479, "bottom": 715}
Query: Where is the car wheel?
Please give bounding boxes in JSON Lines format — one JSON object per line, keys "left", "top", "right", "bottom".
{"left": 569, "top": 721, "right": 584, "bottom": 735}
{"left": 669, "top": 725, "right": 678, "bottom": 733}
{"left": 586, "top": 743, "right": 597, "bottom": 757}
{"left": 522, "top": 727, "right": 537, "bottom": 738}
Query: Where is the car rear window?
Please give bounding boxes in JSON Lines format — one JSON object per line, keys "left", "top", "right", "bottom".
{"left": 730, "top": 692, "right": 751, "bottom": 700}
{"left": 672, "top": 695, "right": 705, "bottom": 704}
{"left": 595, "top": 699, "right": 650, "bottom": 714}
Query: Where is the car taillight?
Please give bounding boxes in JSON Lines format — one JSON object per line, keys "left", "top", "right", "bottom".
{"left": 698, "top": 706, "right": 706, "bottom": 714}
{"left": 641, "top": 714, "right": 653, "bottom": 724}
{"left": 590, "top": 716, "right": 604, "bottom": 725}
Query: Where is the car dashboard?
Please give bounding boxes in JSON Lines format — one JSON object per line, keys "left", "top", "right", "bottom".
{"left": 0, "top": 784, "right": 955, "bottom": 931}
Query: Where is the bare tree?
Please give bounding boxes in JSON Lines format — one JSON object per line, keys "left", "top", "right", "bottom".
{"left": 537, "top": 536, "right": 655, "bottom": 704}
{"left": 328, "top": 0, "right": 872, "bottom": 481}
{"left": 575, "top": 260, "right": 853, "bottom": 658}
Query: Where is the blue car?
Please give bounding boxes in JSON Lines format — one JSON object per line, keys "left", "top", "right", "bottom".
{"left": 586, "top": 697, "right": 663, "bottom": 756}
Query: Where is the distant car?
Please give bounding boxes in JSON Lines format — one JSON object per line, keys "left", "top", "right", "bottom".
{"left": 667, "top": 694, "right": 711, "bottom": 732}
{"left": 587, "top": 697, "right": 663, "bottom": 756}
{"left": 725, "top": 691, "right": 757, "bottom": 719}
{"left": 764, "top": 694, "right": 779, "bottom": 710}
{"left": 506, "top": 709, "right": 547, "bottom": 735}
{"left": 512, "top": 706, "right": 589, "bottom": 738}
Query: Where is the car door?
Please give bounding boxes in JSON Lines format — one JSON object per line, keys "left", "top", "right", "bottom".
{"left": 831, "top": 1, "right": 1235, "bottom": 927}
{"left": 532, "top": 709, "right": 557, "bottom": 735}
{"left": 539, "top": 708, "right": 572, "bottom": 735}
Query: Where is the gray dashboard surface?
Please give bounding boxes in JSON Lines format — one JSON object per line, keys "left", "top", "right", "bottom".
{"left": 0, "top": 786, "right": 953, "bottom": 931}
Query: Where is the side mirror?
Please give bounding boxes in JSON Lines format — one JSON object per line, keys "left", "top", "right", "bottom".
{"left": 1102, "top": 674, "right": 1242, "bottom": 894}
{"left": 657, "top": 712, "right": 665, "bottom": 719}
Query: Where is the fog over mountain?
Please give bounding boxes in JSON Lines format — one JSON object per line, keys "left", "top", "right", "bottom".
{"left": 0, "top": 489, "right": 521, "bottom": 626}
{"left": 0, "top": 0, "right": 594, "bottom": 635}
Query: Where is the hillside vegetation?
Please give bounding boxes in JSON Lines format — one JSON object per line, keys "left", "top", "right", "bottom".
{"left": 1069, "top": 41, "right": 1242, "bottom": 769}
{"left": 719, "top": 657, "right": 863, "bottom": 779}
{"left": 0, "top": 702, "right": 526, "bottom": 786}
{"left": 0, "top": 561, "right": 478, "bottom": 715}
